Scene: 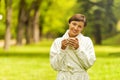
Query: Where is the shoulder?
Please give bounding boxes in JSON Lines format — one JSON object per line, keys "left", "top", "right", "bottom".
{"left": 53, "top": 37, "right": 62, "bottom": 44}
{"left": 54, "top": 37, "right": 62, "bottom": 42}
{"left": 80, "top": 35, "right": 94, "bottom": 47}
{"left": 51, "top": 37, "right": 62, "bottom": 49}
{"left": 81, "top": 35, "right": 94, "bottom": 45}
{"left": 81, "top": 35, "right": 92, "bottom": 41}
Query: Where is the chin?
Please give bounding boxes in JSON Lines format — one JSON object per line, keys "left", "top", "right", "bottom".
{"left": 73, "top": 33, "right": 78, "bottom": 36}
{"left": 69, "top": 31, "right": 78, "bottom": 37}
{"left": 71, "top": 34, "right": 77, "bottom": 37}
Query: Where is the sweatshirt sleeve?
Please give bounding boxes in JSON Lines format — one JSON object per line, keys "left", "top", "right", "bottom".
{"left": 50, "top": 38, "right": 66, "bottom": 71}
{"left": 74, "top": 37, "right": 96, "bottom": 70}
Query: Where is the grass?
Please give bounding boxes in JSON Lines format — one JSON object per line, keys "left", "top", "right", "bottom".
{"left": 0, "top": 39, "right": 120, "bottom": 80}
{"left": 0, "top": 57, "right": 56, "bottom": 80}
{"left": 102, "top": 33, "right": 120, "bottom": 45}
{"left": 89, "top": 57, "right": 120, "bottom": 80}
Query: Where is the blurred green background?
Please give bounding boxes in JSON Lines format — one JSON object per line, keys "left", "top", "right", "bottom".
{"left": 0, "top": 0, "right": 120, "bottom": 80}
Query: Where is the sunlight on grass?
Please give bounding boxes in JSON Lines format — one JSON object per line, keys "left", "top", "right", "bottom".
{"left": 95, "top": 45, "right": 120, "bottom": 53}
{"left": 102, "top": 33, "right": 120, "bottom": 45}
{"left": 0, "top": 39, "right": 53, "bottom": 54}
{"left": 0, "top": 40, "right": 120, "bottom": 80}
{"left": 0, "top": 57, "right": 56, "bottom": 80}
{"left": 88, "top": 57, "right": 120, "bottom": 80}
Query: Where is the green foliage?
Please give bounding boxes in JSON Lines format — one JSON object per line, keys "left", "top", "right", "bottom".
{"left": 40, "top": 0, "right": 76, "bottom": 38}
{"left": 11, "top": 0, "right": 19, "bottom": 38}
{"left": 113, "top": 0, "right": 120, "bottom": 20}
{"left": 0, "top": 0, "right": 120, "bottom": 44}
{"left": 0, "top": 0, "right": 19, "bottom": 39}
{"left": 0, "top": 22, "right": 5, "bottom": 39}
{"left": 77, "top": 0, "right": 117, "bottom": 44}
{"left": 0, "top": 0, "right": 6, "bottom": 21}
{"left": 25, "top": 0, "right": 34, "bottom": 9}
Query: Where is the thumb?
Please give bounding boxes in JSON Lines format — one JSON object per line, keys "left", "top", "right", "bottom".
{"left": 75, "top": 38, "right": 78, "bottom": 41}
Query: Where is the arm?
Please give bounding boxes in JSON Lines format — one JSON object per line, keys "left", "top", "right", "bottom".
{"left": 50, "top": 38, "right": 66, "bottom": 71}
{"left": 74, "top": 37, "right": 96, "bottom": 70}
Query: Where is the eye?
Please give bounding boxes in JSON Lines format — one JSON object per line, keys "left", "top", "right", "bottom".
{"left": 72, "top": 23, "right": 77, "bottom": 26}
{"left": 78, "top": 25, "right": 82, "bottom": 28}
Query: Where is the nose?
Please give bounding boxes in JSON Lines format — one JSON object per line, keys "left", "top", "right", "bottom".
{"left": 74, "top": 26, "right": 78, "bottom": 30}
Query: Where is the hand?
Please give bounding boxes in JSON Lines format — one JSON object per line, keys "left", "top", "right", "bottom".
{"left": 61, "top": 39, "right": 68, "bottom": 50}
{"left": 68, "top": 38, "right": 79, "bottom": 49}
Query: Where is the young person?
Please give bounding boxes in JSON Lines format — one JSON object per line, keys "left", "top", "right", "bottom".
{"left": 50, "top": 14, "right": 96, "bottom": 80}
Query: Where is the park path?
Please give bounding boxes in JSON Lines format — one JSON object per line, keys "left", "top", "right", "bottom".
{"left": 0, "top": 40, "right": 16, "bottom": 48}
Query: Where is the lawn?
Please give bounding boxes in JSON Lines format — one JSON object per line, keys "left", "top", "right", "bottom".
{"left": 0, "top": 39, "right": 120, "bottom": 80}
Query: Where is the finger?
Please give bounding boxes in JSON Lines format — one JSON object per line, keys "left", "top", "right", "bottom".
{"left": 68, "top": 39, "right": 75, "bottom": 43}
{"left": 69, "top": 39, "right": 77, "bottom": 44}
{"left": 75, "top": 38, "right": 78, "bottom": 41}
{"left": 63, "top": 39, "right": 67, "bottom": 43}
{"left": 63, "top": 39, "right": 69, "bottom": 46}
{"left": 69, "top": 38, "right": 78, "bottom": 42}
{"left": 69, "top": 41, "right": 75, "bottom": 46}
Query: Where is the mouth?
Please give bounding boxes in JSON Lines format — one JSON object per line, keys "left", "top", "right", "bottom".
{"left": 72, "top": 30, "right": 77, "bottom": 34}
{"left": 69, "top": 30, "right": 78, "bottom": 37}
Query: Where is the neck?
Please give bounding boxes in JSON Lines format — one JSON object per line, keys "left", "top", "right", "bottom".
{"left": 68, "top": 31, "right": 76, "bottom": 37}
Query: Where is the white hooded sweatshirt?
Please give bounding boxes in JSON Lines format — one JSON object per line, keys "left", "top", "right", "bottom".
{"left": 50, "top": 30, "right": 96, "bottom": 80}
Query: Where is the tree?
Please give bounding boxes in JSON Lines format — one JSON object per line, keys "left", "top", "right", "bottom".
{"left": 92, "top": 0, "right": 117, "bottom": 41}
{"left": 4, "top": 0, "right": 12, "bottom": 50}
{"left": 40, "top": 0, "right": 76, "bottom": 38}
{"left": 16, "top": 0, "right": 42, "bottom": 45}
{"left": 25, "top": 0, "right": 42, "bottom": 44}
{"left": 76, "top": 0, "right": 117, "bottom": 44}
{"left": 32, "top": 0, "right": 42, "bottom": 43}
{"left": 39, "top": 0, "right": 53, "bottom": 39}
{"left": 103, "top": 0, "right": 117, "bottom": 37}
{"left": 16, "top": 0, "right": 27, "bottom": 45}
{"left": 93, "top": 9, "right": 102, "bottom": 44}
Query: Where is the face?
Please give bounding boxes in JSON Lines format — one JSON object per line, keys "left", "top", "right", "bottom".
{"left": 68, "top": 21, "right": 84, "bottom": 37}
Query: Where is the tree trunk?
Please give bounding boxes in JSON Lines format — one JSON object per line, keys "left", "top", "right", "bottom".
{"left": 32, "top": 0, "right": 41, "bottom": 43}
{"left": 33, "top": 10, "right": 40, "bottom": 43}
{"left": 25, "top": 17, "right": 33, "bottom": 44}
{"left": 25, "top": 0, "right": 41, "bottom": 44}
{"left": 93, "top": 24, "right": 102, "bottom": 44}
{"left": 4, "top": 0, "right": 12, "bottom": 50}
{"left": 16, "top": 0, "right": 27, "bottom": 45}
{"left": 93, "top": 9, "right": 102, "bottom": 45}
